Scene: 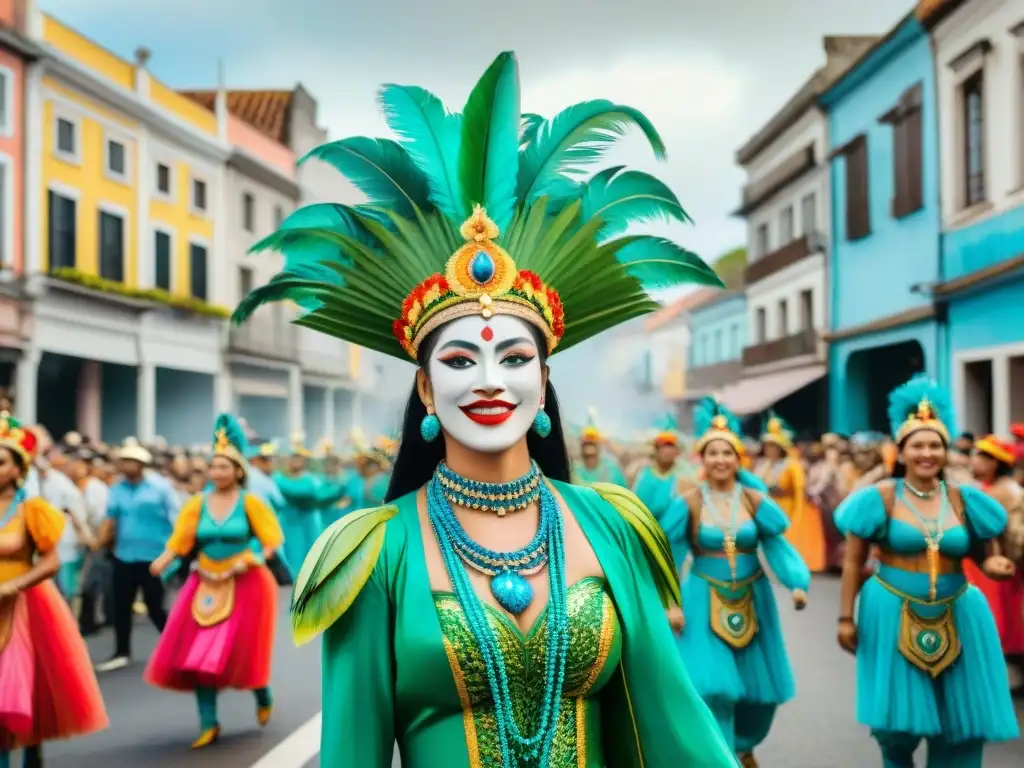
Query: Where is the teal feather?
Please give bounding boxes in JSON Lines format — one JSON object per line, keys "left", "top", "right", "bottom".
{"left": 458, "top": 51, "right": 521, "bottom": 232}
{"left": 582, "top": 166, "right": 691, "bottom": 239}
{"left": 300, "top": 137, "right": 432, "bottom": 218}
{"left": 378, "top": 84, "right": 467, "bottom": 221}
{"left": 518, "top": 99, "right": 667, "bottom": 204}
{"left": 654, "top": 412, "right": 678, "bottom": 432}
{"left": 520, "top": 112, "right": 543, "bottom": 145}
{"left": 213, "top": 412, "right": 249, "bottom": 455}
{"left": 614, "top": 236, "right": 724, "bottom": 290}
{"left": 887, "top": 375, "right": 955, "bottom": 440}
{"left": 694, "top": 396, "right": 741, "bottom": 439}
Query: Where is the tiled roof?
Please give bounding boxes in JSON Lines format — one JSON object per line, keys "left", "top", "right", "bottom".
{"left": 644, "top": 288, "right": 721, "bottom": 333}
{"left": 179, "top": 89, "right": 294, "bottom": 143}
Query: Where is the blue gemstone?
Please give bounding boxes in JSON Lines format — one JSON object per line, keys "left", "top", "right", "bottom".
{"left": 470, "top": 251, "right": 496, "bottom": 284}
{"left": 491, "top": 571, "right": 533, "bottom": 614}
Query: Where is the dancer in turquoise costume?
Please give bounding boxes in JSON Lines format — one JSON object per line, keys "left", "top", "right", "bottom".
{"left": 232, "top": 49, "right": 735, "bottom": 766}
{"left": 633, "top": 413, "right": 694, "bottom": 565}
{"left": 245, "top": 441, "right": 287, "bottom": 511}
{"left": 354, "top": 441, "right": 391, "bottom": 508}
{"left": 571, "top": 409, "right": 626, "bottom": 485}
{"left": 835, "top": 376, "right": 1018, "bottom": 767}
{"left": 312, "top": 439, "right": 352, "bottom": 527}
{"left": 662, "top": 397, "right": 809, "bottom": 768}
{"left": 273, "top": 433, "right": 322, "bottom": 572}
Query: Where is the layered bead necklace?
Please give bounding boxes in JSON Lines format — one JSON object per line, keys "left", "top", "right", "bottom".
{"left": 427, "top": 462, "right": 569, "bottom": 766}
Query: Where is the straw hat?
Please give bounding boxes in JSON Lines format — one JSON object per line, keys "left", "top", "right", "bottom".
{"left": 118, "top": 437, "right": 153, "bottom": 465}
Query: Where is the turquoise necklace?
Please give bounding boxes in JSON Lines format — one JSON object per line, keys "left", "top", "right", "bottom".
{"left": 436, "top": 460, "right": 542, "bottom": 516}
{"left": 699, "top": 481, "right": 743, "bottom": 582}
{"left": 427, "top": 469, "right": 568, "bottom": 765}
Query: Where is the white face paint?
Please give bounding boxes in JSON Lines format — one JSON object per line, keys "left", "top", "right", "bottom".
{"left": 426, "top": 314, "right": 544, "bottom": 454}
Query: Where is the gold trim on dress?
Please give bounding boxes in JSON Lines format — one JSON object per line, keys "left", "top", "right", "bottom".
{"left": 441, "top": 636, "right": 481, "bottom": 768}
{"left": 876, "top": 575, "right": 965, "bottom": 678}
{"left": 708, "top": 585, "right": 759, "bottom": 650}
{"left": 191, "top": 576, "right": 236, "bottom": 627}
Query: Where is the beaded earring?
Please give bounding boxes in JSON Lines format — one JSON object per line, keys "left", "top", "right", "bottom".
{"left": 532, "top": 407, "right": 552, "bottom": 438}
{"left": 420, "top": 411, "right": 441, "bottom": 442}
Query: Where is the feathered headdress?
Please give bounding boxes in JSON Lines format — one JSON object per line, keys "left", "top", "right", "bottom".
{"left": 0, "top": 412, "right": 38, "bottom": 468}
{"left": 289, "top": 431, "right": 310, "bottom": 458}
{"left": 212, "top": 413, "right": 249, "bottom": 474}
{"left": 231, "top": 52, "right": 721, "bottom": 362}
{"left": 887, "top": 375, "right": 953, "bottom": 444}
{"left": 652, "top": 412, "right": 679, "bottom": 447}
{"left": 975, "top": 434, "right": 1014, "bottom": 466}
{"left": 694, "top": 397, "right": 743, "bottom": 455}
{"left": 315, "top": 437, "right": 336, "bottom": 459}
{"left": 760, "top": 410, "right": 794, "bottom": 451}
{"left": 580, "top": 406, "right": 602, "bottom": 444}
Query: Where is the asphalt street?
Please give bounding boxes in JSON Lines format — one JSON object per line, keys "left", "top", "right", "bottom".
{"left": 24, "top": 578, "right": 1024, "bottom": 767}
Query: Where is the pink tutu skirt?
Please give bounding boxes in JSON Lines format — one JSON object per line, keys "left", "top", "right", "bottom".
{"left": 145, "top": 566, "right": 277, "bottom": 692}
{"left": 0, "top": 581, "right": 108, "bottom": 749}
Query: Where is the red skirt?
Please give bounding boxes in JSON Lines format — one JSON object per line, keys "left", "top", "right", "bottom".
{"left": 0, "top": 581, "right": 108, "bottom": 749}
{"left": 145, "top": 566, "right": 277, "bottom": 691}
{"left": 964, "top": 559, "right": 1024, "bottom": 655}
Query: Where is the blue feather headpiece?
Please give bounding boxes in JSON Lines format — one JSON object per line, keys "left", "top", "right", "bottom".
{"left": 231, "top": 52, "right": 722, "bottom": 362}
{"left": 887, "top": 375, "right": 953, "bottom": 444}
{"left": 212, "top": 413, "right": 249, "bottom": 472}
{"left": 694, "top": 397, "right": 744, "bottom": 455}
{"left": 653, "top": 412, "right": 679, "bottom": 446}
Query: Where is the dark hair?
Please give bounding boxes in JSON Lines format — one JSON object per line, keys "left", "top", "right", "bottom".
{"left": 957, "top": 432, "right": 975, "bottom": 443}
{"left": 385, "top": 324, "right": 571, "bottom": 502}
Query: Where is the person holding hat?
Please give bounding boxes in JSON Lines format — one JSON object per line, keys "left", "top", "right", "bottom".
{"left": 273, "top": 432, "right": 322, "bottom": 575}
{"left": 94, "top": 437, "right": 178, "bottom": 672}
{"left": 146, "top": 414, "right": 284, "bottom": 749}
{"left": 0, "top": 413, "right": 108, "bottom": 767}
{"left": 571, "top": 408, "right": 626, "bottom": 485}
{"left": 755, "top": 412, "right": 825, "bottom": 573}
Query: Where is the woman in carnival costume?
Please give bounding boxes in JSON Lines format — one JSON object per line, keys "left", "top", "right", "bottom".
{"left": 834, "top": 377, "right": 1018, "bottom": 767}
{"left": 234, "top": 51, "right": 734, "bottom": 766}
{"left": 0, "top": 415, "right": 107, "bottom": 768}
{"left": 755, "top": 412, "right": 825, "bottom": 573}
{"left": 273, "top": 433, "right": 322, "bottom": 572}
{"left": 146, "top": 414, "right": 285, "bottom": 749}
{"left": 632, "top": 414, "right": 689, "bottom": 565}
{"left": 571, "top": 409, "right": 626, "bottom": 485}
{"left": 661, "top": 398, "right": 808, "bottom": 767}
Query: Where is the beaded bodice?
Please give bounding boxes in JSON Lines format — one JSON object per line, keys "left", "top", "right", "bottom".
{"left": 434, "top": 577, "right": 622, "bottom": 767}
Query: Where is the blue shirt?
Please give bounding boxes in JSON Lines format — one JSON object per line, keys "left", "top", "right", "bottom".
{"left": 106, "top": 475, "right": 179, "bottom": 563}
{"left": 246, "top": 467, "right": 287, "bottom": 512}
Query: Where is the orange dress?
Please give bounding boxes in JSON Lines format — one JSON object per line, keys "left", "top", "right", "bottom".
{"left": 759, "top": 458, "right": 826, "bottom": 572}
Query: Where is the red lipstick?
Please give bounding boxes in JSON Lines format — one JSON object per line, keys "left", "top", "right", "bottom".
{"left": 458, "top": 399, "right": 517, "bottom": 426}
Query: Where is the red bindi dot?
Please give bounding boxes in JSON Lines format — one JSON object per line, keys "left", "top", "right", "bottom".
{"left": 480, "top": 326, "right": 494, "bottom": 341}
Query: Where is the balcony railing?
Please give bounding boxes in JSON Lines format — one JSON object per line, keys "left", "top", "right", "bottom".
{"left": 686, "top": 359, "right": 743, "bottom": 393}
{"left": 228, "top": 304, "right": 299, "bottom": 361}
{"left": 742, "top": 329, "right": 818, "bottom": 368}
{"left": 744, "top": 233, "right": 822, "bottom": 285}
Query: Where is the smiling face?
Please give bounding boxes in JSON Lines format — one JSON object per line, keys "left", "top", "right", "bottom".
{"left": 422, "top": 314, "right": 546, "bottom": 454}
{"left": 900, "top": 429, "right": 947, "bottom": 481}
{"left": 701, "top": 439, "right": 739, "bottom": 483}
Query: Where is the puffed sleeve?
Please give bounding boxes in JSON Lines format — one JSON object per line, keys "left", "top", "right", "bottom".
{"left": 23, "top": 497, "right": 66, "bottom": 554}
{"left": 165, "top": 495, "right": 203, "bottom": 556}
{"left": 658, "top": 493, "right": 692, "bottom": 556}
{"left": 959, "top": 484, "right": 1008, "bottom": 541}
{"left": 753, "top": 494, "right": 811, "bottom": 591}
{"left": 244, "top": 492, "right": 285, "bottom": 550}
{"left": 834, "top": 486, "right": 887, "bottom": 540}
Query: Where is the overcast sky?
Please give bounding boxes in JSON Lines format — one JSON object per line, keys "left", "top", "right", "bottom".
{"left": 43, "top": 0, "right": 911, "bottom": 263}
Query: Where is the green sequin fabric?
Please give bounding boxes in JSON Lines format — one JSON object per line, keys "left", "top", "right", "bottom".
{"left": 434, "top": 576, "right": 622, "bottom": 767}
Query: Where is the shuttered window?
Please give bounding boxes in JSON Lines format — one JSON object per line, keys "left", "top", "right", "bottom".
{"left": 844, "top": 136, "right": 870, "bottom": 240}
{"left": 886, "top": 83, "right": 924, "bottom": 219}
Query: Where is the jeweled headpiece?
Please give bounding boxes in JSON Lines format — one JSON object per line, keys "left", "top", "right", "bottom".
{"left": 0, "top": 412, "right": 38, "bottom": 468}
{"left": 975, "top": 434, "right": 1014, "bottom": 466}
{"left": 760, "top": 411, "right": 793, "bottom": 451}
{"left": 694, "top": 397, "right": 744, "bottom": 456}
{"left": 887, "top": 375, "right": 953, "bottom": 445}
{"left": 231, "top": 52, "right": 722, "bottom": 362}
{"left": 211, "top": 413, "right": 249, "bottom": 475}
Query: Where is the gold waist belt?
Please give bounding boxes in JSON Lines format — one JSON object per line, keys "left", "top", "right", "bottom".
{"left": 193, "top": 550, "right": 259, "bottom": 581}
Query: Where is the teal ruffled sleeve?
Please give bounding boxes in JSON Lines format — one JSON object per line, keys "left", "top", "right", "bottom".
{"left": 834, "top": 486, "right": 887, "bottom": 540}
{"left": 959, "top": 484, "right": 1008, "bottom": 541}
{"left": 754, "top": 496, "right": 810, "bottom": 591}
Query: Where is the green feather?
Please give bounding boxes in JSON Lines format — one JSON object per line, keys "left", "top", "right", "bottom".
{"left": 291, "top": 505, "right": 398, "bottom": 646}
{"left": 613, "top": 236, "right": 724, "bottom": 290}
{"left": 520, "top": 112, "right": 544, "bottom": 146}
{"left": 213, "top": 413, "right": 248, "bottom": 455}
{"left": 581, "top": 165, "right": 690, "bottom": 239}
{"left": 458, "top": 51, "right": 521, "bottom": 231}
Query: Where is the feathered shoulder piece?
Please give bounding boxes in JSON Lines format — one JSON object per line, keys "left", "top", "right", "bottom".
{"left": 212, "top": 413, "right": 249, "bottom": 469}
{"left": 694, "top": 397, "right": 743, "bottom": 455}
{"left": 760, "top": 409, "right": 794, "bottom": 450}
{"left": 887, "top": 375, "right": 953, "bottom": 444}
{"left": 232, "top": 52, "right": 722, "bottom": 362}
{"left": 291, "top": 505, "right": 399, "bottom": 645}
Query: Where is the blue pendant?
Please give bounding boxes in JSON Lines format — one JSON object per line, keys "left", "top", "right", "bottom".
{"left": 491, "top": 570, "right": 533, "bottom": 614}
{"left": 470, "top": 251, "right": 496, "bottom": 284}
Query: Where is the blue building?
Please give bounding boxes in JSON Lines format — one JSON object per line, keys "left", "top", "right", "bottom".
{"left": 684, "top": 290, "right": 747, "bottom": 422}
{"left": 820, "top": 13, "right": 943, "bottom": 434}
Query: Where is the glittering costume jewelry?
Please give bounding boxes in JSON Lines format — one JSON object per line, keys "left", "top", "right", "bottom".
{"left": 897, "top": 480, "right": 950, "bottom": 601}
{"left": 700, "top": 482, "right": 743, "bottom": 582}
{"left": 903, "top": 481, "right": 939, "bottom": 500}
{"left": 435, "top": 460, "right": 542, "bottom": 516}
{"left": 427, "top": 467, "right": 568, "bottom": 764}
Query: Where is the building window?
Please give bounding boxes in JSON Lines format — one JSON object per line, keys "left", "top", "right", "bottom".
{"left": 47, "top": 190, "right": 76, "bottom": 271}
{"left": 0, "top": 68, "right": 12, "bottom": 136}
{"left": 273, "top": 205, "right": 284, "bottom": 229}
{"left": 801, "top": 193, "right": 816, "bottom": 236}
{"left": 98, "top": 210, "right": 124, "bottom": 283}
{"left": 154, "top": 230, "right": 172, "bottom": 291}
{"left": 156, "top": 163, "right": 172, "bottom": 197}
{"left": 779, "top": 206, "right": 794, "bottom": 244}
{"left": 891, "top": 84, "right": 923, "bottom": 218}
{"left": 800, "top": 289, "right": 814, "bottom": 331}
{"left": 55, "top": 116, "right": 79, "bottom": 162}
{"left": 778, "top": 299, "right": 789, "bottom": 336}
{"left": 105, "top": 138, "right": 127, "bottom": 181}
{"left": 961, "top": 70, "right": 985, "bottom": 208}
{"left": 190, "top": 243, "right": 208, "bottom": 299}
{"left": 755, "top": 223, "right": 769, "bottom": 257}
{"left": 238, "top": 265, "right": 254, "bottom": 301}
{"left": 713, "top": 329, "right": 723, "bottom": 362}
{"left": 844, "top": 136, "right": 870, "bottom": 240}
{"left": 755, "top": 307, "right": 767, "bottom": 343}
{"left": 192, "top": 178, "right": 207, "bottom": 214}
{"left": 243, "top": 192, "right": 255, "bottom": 232}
